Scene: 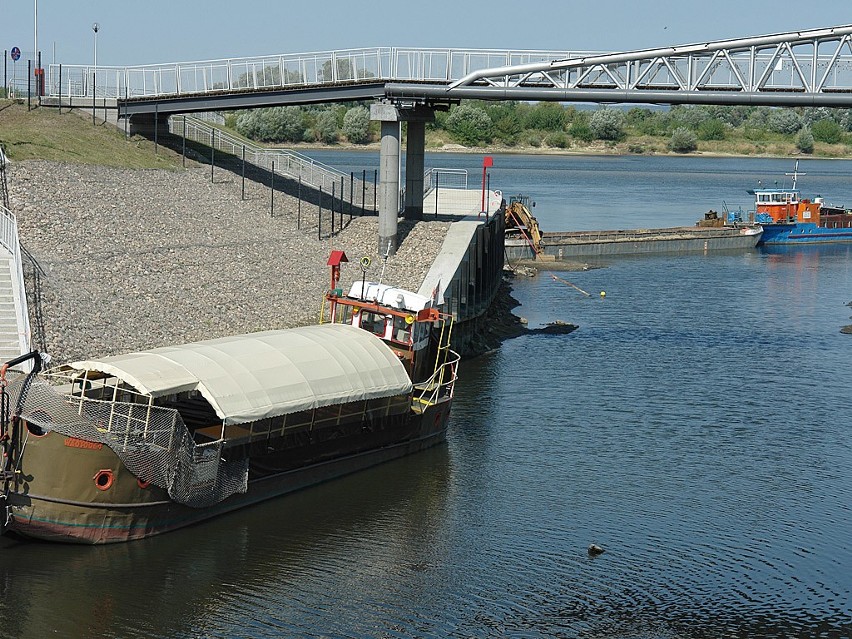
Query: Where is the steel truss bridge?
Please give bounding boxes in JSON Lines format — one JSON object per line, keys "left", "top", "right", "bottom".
{"left": 42, "top": 24, "right": 852, "bottom": 114}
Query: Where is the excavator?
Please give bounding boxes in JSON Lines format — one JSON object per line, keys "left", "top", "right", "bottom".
{"left": 505, "top": 194, "right": 544, "bottom": 256}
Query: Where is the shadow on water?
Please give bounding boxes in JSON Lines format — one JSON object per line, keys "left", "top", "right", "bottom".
{"left": 0, "top": 445, "right": 452, "bottom": 639}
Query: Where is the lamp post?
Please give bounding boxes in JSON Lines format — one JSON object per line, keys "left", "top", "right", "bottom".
{"left": 92, "top": 23, "right": 99, "bottom": 124}
{"left": 92, "top": 23, "right": 99, "bottom": 72}
{"left": 33, "top": 0, "right": 38, "bottom": 70}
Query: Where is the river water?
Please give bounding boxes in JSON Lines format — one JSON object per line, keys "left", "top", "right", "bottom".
{"left": 1, "top": 154, "right": 851, "bottom": 639}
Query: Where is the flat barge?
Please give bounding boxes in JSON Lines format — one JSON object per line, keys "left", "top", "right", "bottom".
{"left": 505, "top": 225, "right": 762, "bottom": 261}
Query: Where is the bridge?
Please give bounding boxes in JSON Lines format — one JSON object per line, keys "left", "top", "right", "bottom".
{"left": 37, "top": 23, "right": 852, "bottom": 255}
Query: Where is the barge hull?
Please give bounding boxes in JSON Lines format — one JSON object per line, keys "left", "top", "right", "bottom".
{"left": 8, "top": 405, "right": 450, "bottom": 544}
{"left": 506, "top": 226, "right": 762, "bottom": 261}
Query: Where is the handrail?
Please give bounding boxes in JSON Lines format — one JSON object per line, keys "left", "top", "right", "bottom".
{"left": 0, "top": 205, "right": 32, "bottom": 357}
{"left": 413, "top": 349, "right": 460, "bottom": 407}
{"left": 423, "top": 168, "right": 468, "bottom": 195}
{"left": 172, "top": 116, "right": 373, "bottom": 203}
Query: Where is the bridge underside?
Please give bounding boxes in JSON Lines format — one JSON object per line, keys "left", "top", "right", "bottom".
{"left": 121, "top": 83, "right": 389, "bottom": 116}
{"left": 385, "top": 84, "right": 852, "bottom": 107}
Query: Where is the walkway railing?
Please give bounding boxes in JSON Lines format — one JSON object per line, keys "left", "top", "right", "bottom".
{"left": 0, "top": 204, "right": 32, "bottom": 356}
{"left": 423, "top": 168, "right": 467, "bottom": 194}
{"left": 45, "top": 46, "right": 599, "bottom": 100}
{"left": 171, "top": 116, "right": 373, "bottom": 206}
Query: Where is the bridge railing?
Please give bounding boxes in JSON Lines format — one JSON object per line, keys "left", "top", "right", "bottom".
{"left": 45, "top": 46, "right": 599, "bottom": 100}
{"left": 171, "top": 116, "right": 374, "bottom": 209}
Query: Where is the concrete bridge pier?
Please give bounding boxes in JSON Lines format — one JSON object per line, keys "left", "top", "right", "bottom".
{"left": 370, "top": 103, "right": 434, "bottom": 256}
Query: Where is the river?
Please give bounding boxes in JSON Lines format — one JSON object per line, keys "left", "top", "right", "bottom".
{"left": 1, "top": 153, "right": 850, "bottom": 639}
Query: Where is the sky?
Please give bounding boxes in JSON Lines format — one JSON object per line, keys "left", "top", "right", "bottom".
{"left": 0, "top": 0, "right": 850, "bottom": 68}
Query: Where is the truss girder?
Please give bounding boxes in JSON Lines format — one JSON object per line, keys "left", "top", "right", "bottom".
{"left": 448, "top": 24, "right": 852, "bottom": 100}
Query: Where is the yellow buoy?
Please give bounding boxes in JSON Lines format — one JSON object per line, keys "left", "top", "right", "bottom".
{"left": 600, "top": 291, "right": 606, "bottom": 298}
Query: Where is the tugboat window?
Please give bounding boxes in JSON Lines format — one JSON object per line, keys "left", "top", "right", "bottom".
{"left": 360, "top": 311, "right": 386, "bottom": 337}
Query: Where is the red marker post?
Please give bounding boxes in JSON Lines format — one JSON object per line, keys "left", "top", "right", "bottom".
{"left": 480, "top": 156, "right": 493, "bottom": 217}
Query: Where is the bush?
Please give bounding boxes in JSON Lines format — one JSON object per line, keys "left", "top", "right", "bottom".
{"left": 668, "top": 127, "right": 698, "bottom": 153}
{"left": 796, "top": 126, "right": 814, "bottom": 153}
{"left": 493, "top": 115, "right": 523, "bottom": 145}
{"left": 811, "top": 118, "right": 842, "bottom": 144}
{"left": 446, "top": 103, "right": 492, "bottom": 146}
{"left": 569, "top": 120, "right": 594, "bottom": 142}
{"left": 342, "top": 106, "right": 371, "bottom": 144}
{"left": 589, "top": 108, "right": 626, "bottom": 141}
{"left": 525, "top": 102, "right": 567, "bottom": 131}
{"left": 526, "top": 133, "right": 542, "bottom": 147}
{"left": 697, "top": 119, "right": 726, "bottom": 141}
{"left": 767, "top": 109, "right": 803, "bottom": 134}
{"left": 544, "top": 132, "right": 569, "bottom": 148}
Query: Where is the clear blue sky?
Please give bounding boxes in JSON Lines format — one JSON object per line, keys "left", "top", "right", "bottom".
{"left": 0, "top": 0, "right": 850, "bottom": 67}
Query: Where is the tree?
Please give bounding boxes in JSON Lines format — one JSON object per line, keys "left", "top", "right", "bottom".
{"left": 668, "top": 127, "right": 698, "bottom": 153}
{"left": 445, "top": 104, "right": 492, "bottom": 146}
{"left": 589, "top": 108, "right": 625, "bottom": 141}
{"left": 811, "top": 118, "right": 842, "bottom": 144}
{"left": 342, "top": 106, "right": 371, "bottom": 144}
{"left": 796, "top": 126, "right": 815, "bottom": 153}
{"left": 313, "top": 110, "right": 339, "bottom": 144}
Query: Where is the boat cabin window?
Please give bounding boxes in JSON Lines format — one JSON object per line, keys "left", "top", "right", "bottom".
{"left": 359, "top": 311, "right": 388, "bottom": 338}
{"left": 757, "top": 191, "right": 795, "bottom": 204}
{"left": 391, "top": 315, "right": 412, "bottom": 345}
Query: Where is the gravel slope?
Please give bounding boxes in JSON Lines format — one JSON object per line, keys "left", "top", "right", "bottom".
{"left": 8, "top": 160, "right": 449, "bottom": 365}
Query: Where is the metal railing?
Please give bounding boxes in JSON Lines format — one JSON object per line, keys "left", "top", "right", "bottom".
{"left": 45, "top": 46, "right": 600, "bottom": 100}
{"left": 423, "top": 168, "right": 467, "bottom": 194}
{"left": 171, "top": 116, "right": 372, "bottom": 204}
{"left": 0, "top": 205, "right": 32, "bottom": 356}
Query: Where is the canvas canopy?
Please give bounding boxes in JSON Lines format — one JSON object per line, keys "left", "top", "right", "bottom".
{"left": 69, "top": 324, "right": 413, "bottom": 425}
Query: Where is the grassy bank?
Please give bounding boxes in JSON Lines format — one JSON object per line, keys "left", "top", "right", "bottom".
{"left": 0, "top": 101, "right": 181, "bottom": 168}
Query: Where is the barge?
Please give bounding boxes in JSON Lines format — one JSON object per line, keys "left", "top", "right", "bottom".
{"left": 505, "top": 225, "right": 762, "bottom": 261}
{"left": 0, "top": 254, "right": 458, "bottom": 544}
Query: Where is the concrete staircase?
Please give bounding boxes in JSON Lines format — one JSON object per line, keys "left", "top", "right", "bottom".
{"left": 0, "top": 254, "right": 24, "bottom": 364}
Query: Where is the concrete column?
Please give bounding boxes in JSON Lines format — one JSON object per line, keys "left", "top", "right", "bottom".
{"left": 404, "top": 120, "right": 426, "bottom": 220}
{"left": 371, "top": 103, "right": 402, "bottom": 256}
{"left": 378, "top": 119, "right": 401, "bottom": 255}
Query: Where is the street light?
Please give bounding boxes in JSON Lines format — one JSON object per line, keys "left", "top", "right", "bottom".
{"left": 92, "top": 23, "right": 100, "bottom": 71}
{"left": 92, "top": 23, "right": 100, "bottom": 123}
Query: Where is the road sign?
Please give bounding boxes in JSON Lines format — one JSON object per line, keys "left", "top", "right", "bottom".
{"left": 10, "top": 47, "right": 20, "bottom": 61}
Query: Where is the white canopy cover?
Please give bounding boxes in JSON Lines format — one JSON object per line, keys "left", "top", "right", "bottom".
{"left": 69, "top": 324, "right": 413, "bottom": 425}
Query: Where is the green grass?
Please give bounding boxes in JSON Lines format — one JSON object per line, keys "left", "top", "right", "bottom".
{"left": 0, "top": 100, "right": 182, "bottom": 168}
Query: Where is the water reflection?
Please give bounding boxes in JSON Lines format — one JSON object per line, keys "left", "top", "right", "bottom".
{"left": 0, "top": 446, "right": 451, "bottom": 638}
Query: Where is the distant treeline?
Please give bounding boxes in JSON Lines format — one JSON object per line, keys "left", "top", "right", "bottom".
{"left": 225, "top": 102, "right": 852, "bottom": 154}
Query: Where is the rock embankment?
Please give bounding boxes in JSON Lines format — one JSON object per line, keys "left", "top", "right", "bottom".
{"left": 8, "top": 160, "right": 450, "bottom": 365}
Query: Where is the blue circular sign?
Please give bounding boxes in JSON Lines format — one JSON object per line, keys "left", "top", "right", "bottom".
{"left": 10, "top": 47, "right": 21, "bottom": 62}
